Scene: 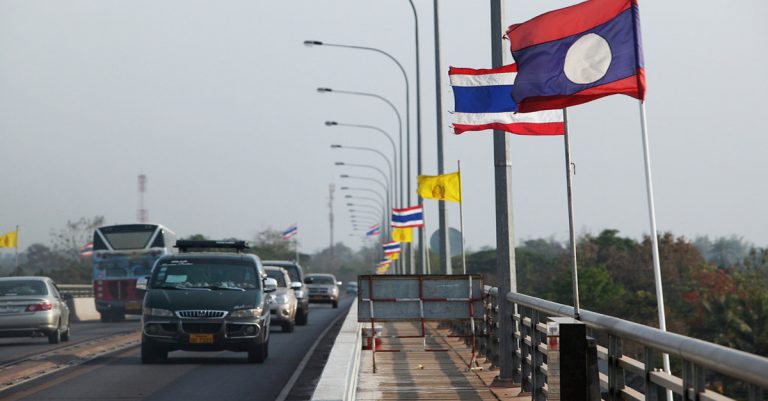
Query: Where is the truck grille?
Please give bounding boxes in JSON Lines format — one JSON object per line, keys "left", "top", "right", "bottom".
{"left": 176, "top": 310, "right": 227, "bottom": 319}
{"left": 309, "top": 287, "right": 327, "bottom": 294}
{"left": 182, "top": 322, "right": 222, "bottom": 334}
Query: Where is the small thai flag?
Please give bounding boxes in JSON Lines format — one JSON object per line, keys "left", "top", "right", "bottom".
{"left": 383, "top": 241, "right": 401, "bottom": 255}
{"left": 449, "top": 64, "right": 564, "bottom": 135}
{"left": 378, "top": 259, "right": 391, "bottom": 267}
{"left": 391, "top": 205, "right": 424, "bottom": 228}
{"left": 80, "top": 242, "right": 93, "bottom": 257}
{"left": 366, "top": 225, "right": 381, "bottom": 237}
{"left": 282, "top": 224, "right": 298, "bottom": 240}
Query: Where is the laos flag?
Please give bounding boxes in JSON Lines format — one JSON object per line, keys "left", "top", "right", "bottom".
{"left": 506, "top": 0, "right": 645, "bottom": 113}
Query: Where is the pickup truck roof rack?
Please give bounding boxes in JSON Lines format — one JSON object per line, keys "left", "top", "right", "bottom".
{"left": 174, "top": 240, "right": 249, "bottom": 253}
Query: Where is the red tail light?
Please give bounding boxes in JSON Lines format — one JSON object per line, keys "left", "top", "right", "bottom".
{"left": 26, "top": 303, "right": 53, "bottom": 312}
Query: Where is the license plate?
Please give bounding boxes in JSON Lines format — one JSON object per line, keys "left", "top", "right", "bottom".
{"left": 189, "top": 334, "right": 214, "bottom": 344}
{"left": 125, "top": 301, "right": 140, "bottom": 311}
{"left": 0, "top": 306, "right": 19, "bottom": 313}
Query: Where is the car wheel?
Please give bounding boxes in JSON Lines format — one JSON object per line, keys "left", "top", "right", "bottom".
{"left": 282, "top": 320, "right": 295, "bottom": 333}
{"left": 332, "top": 300, "right": 339, "bottom": 309}
{"left": 48, "top": 327, "right": 61, "bottom": 344}
{"left": 296, "top": 308, "right": 308, "bottom": 326}
{"left": 141, "top": 339, "right": 167, "bottom": 364}
{"left": 61, "top": 325, "right": 71, "bottom": 342}
{"left": 247, "top": 339, "right": 268, "bottom": 363}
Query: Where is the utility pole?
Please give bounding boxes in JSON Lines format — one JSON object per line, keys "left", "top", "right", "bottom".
{"left": 491, "top": 0, "right": 519, "bottom": 386}
{"left": 137, "top": 174, "right": 148, "bottom": 223}
{"left": 433, "top": 0, "right": 452, "bottom": 274}
{"left": 329, "top": 184, "right": 335, "bottom": 264}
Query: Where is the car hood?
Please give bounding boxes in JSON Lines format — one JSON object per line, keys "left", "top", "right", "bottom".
{"left": 145, "top": 289, "right": 263, "bottom": 312}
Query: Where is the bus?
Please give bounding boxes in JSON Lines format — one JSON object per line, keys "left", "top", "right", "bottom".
{"left": 92, "top": 224, "right": 176, "bottom": 322}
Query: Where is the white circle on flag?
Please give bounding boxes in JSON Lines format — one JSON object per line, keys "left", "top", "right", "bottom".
{"left": 563, "top": 33, "right": 612, "bottom": 84}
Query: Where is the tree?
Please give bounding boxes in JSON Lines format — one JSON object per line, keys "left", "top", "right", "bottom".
{"left": 50, "top": 216, "right": 105, "bottom": 263}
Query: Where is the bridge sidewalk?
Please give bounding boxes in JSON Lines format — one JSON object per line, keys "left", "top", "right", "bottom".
{"left": 356, "top": 322, "right": 526, "bottom": 401}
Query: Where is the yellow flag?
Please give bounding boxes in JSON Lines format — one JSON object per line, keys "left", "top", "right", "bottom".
{"left": 417, "top": 171, "right": 461, "bottom": 202}
{"left": 0, "top": 231, "right": 17, "bottom": 248}
{"left": 385, "top": 252, "right": 400, "bottom": 260}
{"left": 392, "top": 227, "right": 413, "bottom": 243}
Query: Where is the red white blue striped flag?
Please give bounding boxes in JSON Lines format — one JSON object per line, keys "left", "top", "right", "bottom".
{"left": 449, "top": 64, "right": 564, "bottom": 135}
{"left": 282, "top": 224, "right": 298, "bottom": 240}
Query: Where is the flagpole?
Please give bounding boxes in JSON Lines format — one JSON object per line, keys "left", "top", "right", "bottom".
{"left": 422, "top": 211, "right": 431, "bottom": 274}
{"left": 294, "top": 237, "right": 299, "bottom": 263}
{"left": 457, "top": 161, "right": 467, "bottom": 274}
{"left": 638, "top": 100, "right": 672, "bottom": 386}
{"left": 562, "top": 110, "right": 581, "bottom": 318}
{"left": 14, "top": 225, "right": 19, "bottom": 270}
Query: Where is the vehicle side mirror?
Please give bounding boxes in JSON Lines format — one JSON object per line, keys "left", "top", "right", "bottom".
{"left": 136, "top": 276, "right": 149, "bottom": 291}
{"left": 336, "top": 281, "right": 342, "bottom": 286}
{"left": 290, "top": 281, "right": 302, "bottom": 290}
{"left": 264, "top": 277, "right": 278, "bottom": 293}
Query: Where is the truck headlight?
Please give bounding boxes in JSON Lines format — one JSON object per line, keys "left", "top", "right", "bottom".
{"left": 143, "top": 307, "right": 173, "bottom": 317}
{"left": 230, "top": 307, "right": 263, "bottom": 318}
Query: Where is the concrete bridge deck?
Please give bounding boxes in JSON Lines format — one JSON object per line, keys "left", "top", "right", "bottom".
{"left": 356, "top": 322, "right": 525, "bottom": 401}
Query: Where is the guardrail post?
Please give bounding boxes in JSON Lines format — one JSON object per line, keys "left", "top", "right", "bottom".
{"left": 520, "top": 306, "right": 532, "bottom": 393}
{"left": 512, "top": 303, "right": 522, "bottom": 382}
{"left": 644, "top": 347, "right": 660, "bottom": 401}
{"left": 682, "top": 360, "right": 704, "bottom": 401}
{"left": 608, "top": 335, "right": 625, "bottom": 401}
{"left": 530, "top": 309, "right": 546, "bottom": 401}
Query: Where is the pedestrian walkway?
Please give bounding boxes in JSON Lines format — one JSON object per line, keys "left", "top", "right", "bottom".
{"left": 356, "top": 322, "right": 527, "bottom": 401}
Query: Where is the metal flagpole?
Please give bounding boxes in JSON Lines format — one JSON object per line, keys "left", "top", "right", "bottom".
{"left": 638, "top": 100, "right": 672, "bottom": 390}
{"left": 294, "top": 237, "right": 299, "bottom": 263}
{"left": 432, "top": 0, "right": 451, "bottom": 275}
{"left": 562, "top": 110, "right": 581, "bottom": 318}
{"left": 457, "top": 161, "right": 467, "bottom": 274}
{"left": 14, "top": 225, "right": 19, "bottom": 269}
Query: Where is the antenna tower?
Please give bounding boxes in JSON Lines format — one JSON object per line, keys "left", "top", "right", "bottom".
{"left": 137, "top": 174, "right": 148, "bottom": 223}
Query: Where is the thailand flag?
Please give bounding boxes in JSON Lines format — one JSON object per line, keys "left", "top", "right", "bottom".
{"left": 80, "top": 242, "right": 93, "bottom": 257}
{"left": 282, "top": 224, "right": 298, "bottom": 240}
{"left": 449, "top": 64, "right": 564, "bottom": 135}
{"left": 366, "top": 225, "right": 381, "bottom": 237}
{"left": 391, "top": 205, "right": 424, "bottom": 228}
{"left": 383, "top": 241, "right": 401, "bottom": 255}
{"left": 506, "top": 0, "right": 645, "bottom": 113}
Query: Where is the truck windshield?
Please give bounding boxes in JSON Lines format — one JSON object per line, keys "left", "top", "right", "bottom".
{"left": 152, "top": 258, "right": 258, "bottom": 290}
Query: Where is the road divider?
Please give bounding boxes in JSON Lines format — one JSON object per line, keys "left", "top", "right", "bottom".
{"left": 311, "top": 298, "right": 362, "bottom": 401}
{"left": 71, "top": 298, "right": 100, "bottom": 322}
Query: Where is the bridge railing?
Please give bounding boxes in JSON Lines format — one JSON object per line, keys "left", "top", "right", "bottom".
{"left": 460, "top": 286, "right": 767, "bottom": 401}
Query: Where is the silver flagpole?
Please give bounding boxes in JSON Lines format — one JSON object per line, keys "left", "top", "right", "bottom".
{"left": 15, "top": 225, "right": 19, "bottom": 270}
{"left": 457, "top": 161, "right": 467, "bottom": 274}
{"left": 562, "top": 110, "right": 581, "bottom": 318}
{"left": 638, "top": 100, "right": 672, "bottom": 396}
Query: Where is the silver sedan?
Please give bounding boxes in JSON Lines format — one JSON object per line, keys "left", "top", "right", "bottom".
{"left": 0, "top": 276, "right": 71, "bottom": 344}
{"left": 264, "top": 267, "right": 298, "bottom": 333}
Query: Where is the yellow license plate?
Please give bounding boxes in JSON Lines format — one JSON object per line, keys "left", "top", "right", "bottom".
{"left": 125, "top": 301, "right": 140, "bottom": 311}
{"left": 189, "top": 334, "right": 214, "bottom": 344}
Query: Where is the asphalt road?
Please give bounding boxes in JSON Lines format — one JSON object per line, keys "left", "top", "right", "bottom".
{"left": 0, "top": 316, "right": 140, "bottom": 366}
{"left": 1, "top": 296, "right": 354, "bottom": 401}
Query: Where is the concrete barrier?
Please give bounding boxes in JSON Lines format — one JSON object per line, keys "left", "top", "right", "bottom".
{"left": 311, "top": 298, "right": 362, "bottom": 401}
{"left": 71, "top": 298, "right": 100, "bottom": 322}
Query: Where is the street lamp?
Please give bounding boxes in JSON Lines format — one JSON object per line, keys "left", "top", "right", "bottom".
{"left": 331, "top": 145, "right": 396, "bottom": 208}
{"left": 325, "top": 120, "right": 400, "bottom": 205}
{"left": 320, "top": 89, "right": 403, "bottom": 207}
{"left": 305, "top": 40, "right": 412, "bottom": 207}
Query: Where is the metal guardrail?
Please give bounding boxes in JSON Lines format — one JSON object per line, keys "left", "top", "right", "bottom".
{"left": 58, "top": 284, "right": 93, "bottom": 298}
{"left": 456, "top": 286, "right": 767, "bottom": 401}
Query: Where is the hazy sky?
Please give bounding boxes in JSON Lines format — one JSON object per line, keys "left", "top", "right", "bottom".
{"left": 1, "top": 0, "right": 767, "bottom": 255}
